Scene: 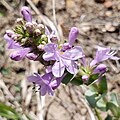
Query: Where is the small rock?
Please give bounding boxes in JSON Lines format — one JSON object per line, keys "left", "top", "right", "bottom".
{"left": 81, "top": 26, "right": 90, "bottom": 32}
{"left": 104, "top": 1, "right": 112, "bottom": 8}
{"left": 105, "top": 11, "right": 112, "bottom": 17}
{"left": 102, "top": 28, "right": 106, "bottom": 32}
{"left": 81, "top": 108, "right": 87, "bottom": 115}
{"left": 105, "top": 22, "right": 115, "bottom": 32}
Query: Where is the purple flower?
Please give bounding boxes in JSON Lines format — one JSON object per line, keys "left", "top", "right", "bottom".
{"left": 68, "top": 27, "right": 79, "bottom": 47}
{"left": 62, "top": 27, "right": 79, "bottom": 51}
{"left": 4, "top": 34, "right": 31, "bottom": 61}
{"left": 43, "top": 43, "right": 84, "bottom": 77}
{"left": 4, "top": 34, "right": 20, "bottom": 49}
{"left": 82, "top": 75, "right": 89, "bottom": 81}
{"left": 93, "top": 64, "right": 107, "bottom": 74}
{"left": 21, "top": 6, "right": 32, "bottom": 22}
{"left": 90, "top": 46, "right": 120, "bottom": 67}
{"left": 45, "top": 27, "right": 58, "bottom": 43}
{"left": 26, "top": 53, "right": 38, "bottom": 60}
{"left": 27, "top": 72, "right": 62, "bottom": 96}
{"left": 10, "top": 48, "right": 31, "bottom": 61}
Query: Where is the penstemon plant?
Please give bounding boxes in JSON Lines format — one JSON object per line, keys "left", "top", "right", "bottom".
{"left": 4, "top": 6, "right": 120, "bottom": 120}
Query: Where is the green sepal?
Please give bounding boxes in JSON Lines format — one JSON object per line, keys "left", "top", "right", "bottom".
{"left": 62, "top": 73, "right": 74, "bottom": 85}
{"left": 70, "top": 77, "right": 83, "bottom": 86}
{"left": 87, "top": 74, "right": 99, "bottom": 85}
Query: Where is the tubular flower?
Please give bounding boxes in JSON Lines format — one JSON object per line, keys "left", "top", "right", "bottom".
{"left": 90, "top": 46, "right": 120, "bottom": 67}
{"left": 62, "top": 27, "right": 79, "bottom": 51}
{"left": 27, "top": 72, "right": 63, "bottom": 96}
{"left": 21, "top": 6, "right": 32, "bottom": 22}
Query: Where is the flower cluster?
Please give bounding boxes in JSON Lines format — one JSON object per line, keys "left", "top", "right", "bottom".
{"left": 4, "top": 6, "right": 120, "bottom": 96}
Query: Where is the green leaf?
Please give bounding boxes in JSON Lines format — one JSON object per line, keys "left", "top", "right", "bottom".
{"left": 70, "top": 77, "right": 83, "bottom": 85}
{"left": 106, "top": 93, "right": 120, "bottom": 118}
{"left": 0, "top": 102, "right": 21, "bottom": 120}
{"left": 85, "top": 89, "right": 98, "bottom": 108}
{"left": 110, "top": 93, "right": 119, "bottom": 107}
{"left": 62, "top": 73, "right": 74, "bottom": 85}
{"left": 107, "top": 102, "right": 120, "bottom": 118}
{"left": 96, "top": 97, "right": 107, "bottom": 111}
{"left": 98, "top": 76, "right": 107, "bottom": 94}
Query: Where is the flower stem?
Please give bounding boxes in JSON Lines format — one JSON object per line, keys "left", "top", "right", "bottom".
{"left": 95, "top": 108, "right": 103, "bottom": 120}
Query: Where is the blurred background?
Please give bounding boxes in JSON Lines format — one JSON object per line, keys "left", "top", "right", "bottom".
{"left": 0, "top": 0, "right": 120, "bottom": 120}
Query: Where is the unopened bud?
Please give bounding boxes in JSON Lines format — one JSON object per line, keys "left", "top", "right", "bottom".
{"left": 37, "top": 45, "right": 44, "bottom": 51}
{"left": 37, "top": 24, "right": 44, "bottom": 29}
{"left": 50, "top": 34, "right": 58, "bottom": 43}
{"left": 93, "top": 64, "right": 106, "bottom": 74}
{"left": 37, "top": 24, "right": 45, "bottom": 33}
{"left": 69, "top": 27, "right": 79, "bottom": 47}
{"left": 25, "top": 22, "right": 34, "bottom": 33}
{"left": 62, "top": 43, "right": 71, "bottom": 51}
{"left": 16, "top": 18, "right": 24, "bottom": 25}
{"left": 32, "top": 21, "right": 37, "bottom": 27}
{"left": 21, "top": 6, "right": 32, "bottom": 22}
{"left": 26, "top": 53, "right": 38, "bottom": 60}
{"left": 6, "top": 30, "right": 14, "bottom": 37}
{"left": 41, "top": 34, "right": 48, "bottom": 43}
{"left": 11, "top": 34, "right": 18, "bottom": 41}
{"left": 82, "top": 75, "right": 89, "bottom": 81}
{"left": 34, "top": 29, "right": 41, "bottom": 36}
{"left": 21, "top": 38, "right": 27, "bottom": 44}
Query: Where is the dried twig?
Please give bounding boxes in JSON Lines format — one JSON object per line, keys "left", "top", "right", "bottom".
{"left": 0, "top": 0, "right": 13, "bottom": 11}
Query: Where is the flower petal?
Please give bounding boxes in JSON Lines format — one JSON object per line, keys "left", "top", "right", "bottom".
{"left": 44, "top": 43, "right": 58, "bottom": 53}
{"left": 62, "top": 46, "right": 84, "bottom": 60}
{"left": 4, "top": 34, "right": 20, "bottom": 49}
{"left": 52, "top": 60, "right": 65, "bottom": 77}
{"left": 90, "top": 46, "right": 120, "bottom": 66}
{"left": 42, "top": 72, "right": 53, "bottom": 84}
{"left": 93, "top": 64, "right": 107, "bottom": 74}
{"left": 43, "top": 52, "right": 55, "bottom": 61}
{"left": 10, "top": 48, "right": 31, "bottom": 61}
{"left": 27, "top": 73, "right": 43, "bottom": 84}
{"left": 64, "top": 60, "right": 78, "bottom": 75}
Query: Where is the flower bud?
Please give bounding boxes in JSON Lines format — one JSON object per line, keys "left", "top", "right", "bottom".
{"left": 62, "top": 43, "right": 71, "bottom": 51}
{"left": 50, "top": 34, "right": 58, "bottom": 44}
{"left": 10, "top": 48, "right": 30, "bottom": 61}
{"left": 41, "top": 34, "right": 48, "bottom": 43}
{"left": 34, "top": 29, "right": 41, "bottom": 36}
{"left": 26, "top": 53, "right": 38, "bottom": 60}
{"left": 37, "top": 24, "right": 45, "bottom": 30}
{"left": 82, "top": 75, "right": 89, "bottom": 81}
{"left": 16, "top": 18, "right": 24, "bottom": 25}
{"left": 11, "top": 34, "right": 18, "bottom": 41}
{"left": 68, "top": 27, "right": 79, "bottom": 46}
{"left": 21, "top": 6, "right": 32, "bottom": 22}
{"left": 25, "top": 22, "right": 34, "bottom": 33}
{"left": 37, "top": 45, "right": 44, "bottom": 51}
{"left": 6, "top": 30, "right": 14, "bottom": 37}
{"left": 93, "top": 64, "right": 107, "bottom": 74}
